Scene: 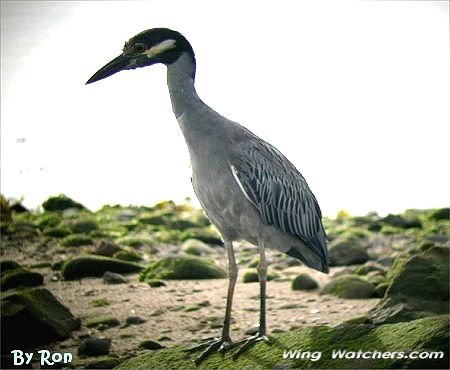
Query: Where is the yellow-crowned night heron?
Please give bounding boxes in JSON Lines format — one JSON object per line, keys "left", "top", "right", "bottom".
{"left": 87, "top": 28, "right": 329, "bottom": 363}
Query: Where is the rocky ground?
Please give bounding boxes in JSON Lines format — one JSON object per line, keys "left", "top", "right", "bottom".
{"left": 0, "top": 195, "right": 449, "bottom": 369}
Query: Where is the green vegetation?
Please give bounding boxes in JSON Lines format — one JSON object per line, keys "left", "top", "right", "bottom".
{"left": 1, "top": 268, "right": 44, "bottom": 291}
{"left": 291, "top": 273, "right": 319, "bottom": 291}
{"left": 320, "top": 274, "right": 376, "bottom": 299}
{"left": 61, "top": 255, "right": 142, "bottom": 280}
{"left": 1, "top": 288, "right": 80, "bottom": 351}
{"left": 139, "top": 255, "right": 226, "bottom": 281}
{"left": 42, "top": 194, "right": 85, "bottom": 212}
{"left": 117, "top": 315, "right": 449, "bottom": 369}
{"left": 85, "top": 315, "right": 120, "bottom": 329}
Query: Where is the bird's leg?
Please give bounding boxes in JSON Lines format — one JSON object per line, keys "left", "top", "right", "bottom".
{"left": 186, "top": 239, "right": 238, "bottom": 365}
{"left": 232, "top": 244, "right": 270, "bottom": 359}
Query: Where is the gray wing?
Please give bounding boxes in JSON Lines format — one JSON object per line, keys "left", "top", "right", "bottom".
{"left": 231, "top": 139, "right": 328, "bottom": 264}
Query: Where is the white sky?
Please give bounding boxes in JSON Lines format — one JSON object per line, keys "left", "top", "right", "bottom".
{"left": 1, "top": 0, "right": 449, "bottom": 216}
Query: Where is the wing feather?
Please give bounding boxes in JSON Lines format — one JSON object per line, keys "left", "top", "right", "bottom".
{"left": 231, "top": 140, "right": 328, "bottom": 264}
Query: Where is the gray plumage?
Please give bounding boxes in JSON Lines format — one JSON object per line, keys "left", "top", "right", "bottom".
{"left": 87, "top": 28, "right": 329, "bottom": 362}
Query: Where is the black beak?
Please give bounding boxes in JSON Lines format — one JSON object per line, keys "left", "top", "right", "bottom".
{"left": 86, "top": 54, "right": 132, "bottom": 85}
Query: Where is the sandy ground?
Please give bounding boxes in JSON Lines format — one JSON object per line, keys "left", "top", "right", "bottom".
{"left": 42, "top": 265, "right": 378, "bottom": 362}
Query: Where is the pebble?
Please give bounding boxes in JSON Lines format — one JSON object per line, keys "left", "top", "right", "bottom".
{"left": 78, "top": 337, "right": 111, "bottom": 356}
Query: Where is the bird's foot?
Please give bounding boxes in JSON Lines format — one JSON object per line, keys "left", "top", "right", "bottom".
{"left": 232, "top": 333, "right": 271, "bottom": 359}
{"left": 185, "top": 337, "right": 233, "bottom": 365}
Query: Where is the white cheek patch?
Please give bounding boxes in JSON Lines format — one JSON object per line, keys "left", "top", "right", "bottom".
{"left": 144, "top": 39, "right": 177, "bottom": 58}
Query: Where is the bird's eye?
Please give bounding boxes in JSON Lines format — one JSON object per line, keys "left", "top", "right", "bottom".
{"left": 133, "top": 43, "right": 146, "bottom": 53}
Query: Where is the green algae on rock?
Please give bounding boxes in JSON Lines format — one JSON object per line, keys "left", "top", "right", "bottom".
{"left": 139, "top": 255, "right": 226, "bottom": 281}
{"left": 328, "top": 237, "right": 369, "bottom": 266}
{"left": 62, "top": 255, "right": 142, "bottom": 280}
{"left": 0, "top": 268, "right": 44, "bottom": 291}
{"left": 320, "top": 274, "right": 376, "bottom": 299}
{"left": 117, "top": 315, "right": 449, "bottom": 369}
{"left": 292, "top": 273, "right": 319, "bottom": 291}
{"left": 1, "top": 288, "right": 80, "bottom": 351}
{"left": 369, "top": 246, "right": 449, "bottom": 324}
{"left": 42, "top": 194, "right": 85, "bottom": 212}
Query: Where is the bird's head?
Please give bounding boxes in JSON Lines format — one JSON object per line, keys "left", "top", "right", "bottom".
{"left": 86, "top": 28, "right": 195, "bottom": 84}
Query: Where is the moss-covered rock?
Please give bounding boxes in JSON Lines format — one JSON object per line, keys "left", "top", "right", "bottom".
{"left": 381, "top": 213, "right": 422, "bottom": 229}
{"left": 147, "top": 279, "right": 166, "bottom": 288}
{"left": 1, "top": 288, "right": 80, "bottom": 351}
{"left": 242, "top": 270, "right": 279, "bottom": 283}
{"left": 181, "top": 239, "right": 213, "bottom": 256}
{"left": 61, "top": 234, "right": 93, "bottom": 247}
{"left": 139, "top": 255, "right": 226, "bottom": 281}
{"left": 428, "top": 207, "right": 450, "bottom": 221}
{"left": 85, "top": 315, "right": 120, "bottom": 329}
{"left": 292, "top": 273, "right": 319, "bottom": 291}
{"left": 78, "top": 337, "right": 111, "bottom": 356}
{"left": 181, "top": 227, "right": 223, "bottom": 246}
{"left": 0, "top": 260, "right": 21, "bottom": 273}
{"left": 62, "top": 255, "right": 142, "bottom": 280}
{"left": 43, "top": 225, "right": 72, "bottom": 238}
{"left": 117, "top": 315, "right": 449, "bottom": 369}
{"left": 369, "top": 246, "right": 449, "bottom": 324}
{"left": 138, "top": 340, "right": 165, "bottom": 350}
{"left": 320, "top": 274, "right": 376, "bottom": 299}
{"left": 83, "top": 356, "right": 120, "bottom": 369}
{"left": 92, "top": 241, "right": 123, "bottom": 257}
{"left": 69, "top": 220, "right": 99, "bottom": 234}
{"left": 353, "top": 261, "right": 386, "bottom": 276}
{"left": 328, "top": 238, "right": 369, "bottom": 266}
{"left": 42, "top": 194, "right": 85, "bottom": 212}
{"left": 113, "top": 249, "right": 143, "bottom": 262}
{"left": 1, "top": 268, "right": 44, "bottom": 291}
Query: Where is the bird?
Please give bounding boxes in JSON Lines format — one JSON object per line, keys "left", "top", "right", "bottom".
{"left": 86, "top": 28, "right": 329, "bottom": 363}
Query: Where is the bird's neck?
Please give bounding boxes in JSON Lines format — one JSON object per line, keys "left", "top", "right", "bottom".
{"left": 166, "top": 53, "right": 201, "bottom": 119}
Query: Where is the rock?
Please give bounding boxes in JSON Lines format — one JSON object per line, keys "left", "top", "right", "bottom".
{"left": 1, "top": 288, "right": 80, "bottom": 352}
{"left": 69, "top": 220, "right": 99, "bottom": 233}
{"left": 117, "top": 315, "right": 449, "bottom": 369}
{"left": 181, "top": 227, "right": 223, "bottom": 246}
{"left": 102, "top": 271, "right": 128, "bottom": 285}
{"left": 0, "top": 268, "right": 44, "bottom": 291}
{"left": 126, "top": 316, "right": 146, "bottom": 325}
{"left": 369, "top": 246, "right": 449, "bottom": 324}
{"left": 42, "top": 194, "right": 85, "bottom": 212}
{"left": 10, "top": 202, "right": 28, "bottom": 213}
{"left": 139, "top": 255, "right": 226, "bottom": 281}
{"left": 374, "top": 282, "right": 389, "bottom": 298}
{"left": 242, "top": 270, "right": 279, "bottom": 283}
{"left": 78, "top": 337, "right": 111, "bottom": 356}
{"left": 61, "top": 234, "right": 93, "bottom": 247}
{"left": 90, "top": 298, "right": 110, "bottom": 307}
{"left": 0, "top": 260, "right": 21, "bottom": 273}
{"left": 138, "top": 340, "right": 165, "bottom": 350}
{"left": 328, "top": 237, "right": 369, "bottom": 266}
{"left": 93, "top": 241, "right": 123, "bottom": 257}
{"left": 353, "top": 261, "right": 386, "bottom": 276}
{"left": 84, "top": 356, "right": 120, "bottom": 369}
{"left": 86, "top": 315, "right": 120, "bottom": 329}
{"left": 320, "top": 274, "right": 376, "bottom": 299}
{"left": 428, "top": 207, "right": 450, "bottom": 221}
{"left": 62, "top": 255, "right": 142, "bottom": 280}
{"left": 43, "top": 226, "right": 72, "bottom": 238}
{"left": 365, "top": 271, "right": 385, "bottom": 286}
{"left": 113, "top": 249, "right": 143, "bottom": 262}
{"left": 380, "top": 213, "right": 422, "bottom": 229}
{"left": 291, "top": 273, "right": 319, "bottom": 291}
{"left": 181, "top": 238, "right": 213, "bottom": 256}
{"left": 147, "top": 279, "right": 166, "bottom": 288}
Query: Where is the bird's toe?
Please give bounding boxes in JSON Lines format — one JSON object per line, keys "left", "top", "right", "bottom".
{"left": 232, "top": 333, "right": 271, "bottom": 360}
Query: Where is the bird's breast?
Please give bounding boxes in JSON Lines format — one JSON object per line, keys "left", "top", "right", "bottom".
{"left": 190, "top": 157, "right": 259, "bottom": 244}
